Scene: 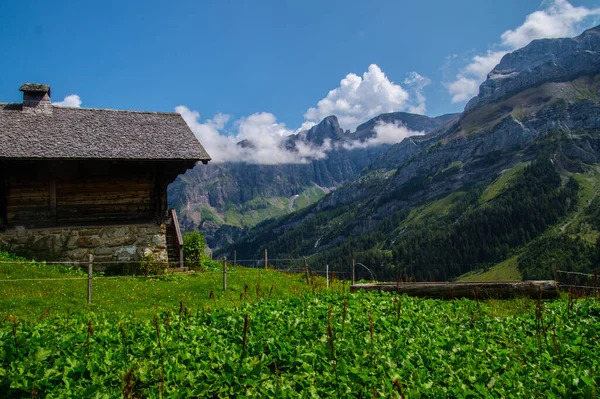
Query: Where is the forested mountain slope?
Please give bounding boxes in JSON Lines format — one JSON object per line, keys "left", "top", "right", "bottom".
{"left": 223, "top": 26, "right": 600, "bottom": 281}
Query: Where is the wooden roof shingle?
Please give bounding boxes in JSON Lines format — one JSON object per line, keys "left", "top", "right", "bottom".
{"left": 0, "top": 104, "right": 211, "bottom": 162}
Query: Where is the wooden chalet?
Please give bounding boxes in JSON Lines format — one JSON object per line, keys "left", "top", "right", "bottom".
{"left": 0, "top": 83, "right": 210, "bottom": 266}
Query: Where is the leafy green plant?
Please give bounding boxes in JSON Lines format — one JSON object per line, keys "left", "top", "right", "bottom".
{"left": 183, "top": 231, "right": 207, "bottom": 270}
{"left": 203, "top": 258, "right": 223, "bottom": 272}
{"left": 139, "top": 253, "right": 165, "bottom": 276}
{"left": 1, "top": 293, "right": 598, "bottom": 398}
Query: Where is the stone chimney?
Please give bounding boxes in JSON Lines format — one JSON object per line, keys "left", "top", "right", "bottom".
{"left": 19, "top": 83, "right": 52, "bottom": 113}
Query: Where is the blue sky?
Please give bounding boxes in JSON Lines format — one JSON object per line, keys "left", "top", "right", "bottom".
{"left": 1, "top": 0, "right": 599, "bottom": 162}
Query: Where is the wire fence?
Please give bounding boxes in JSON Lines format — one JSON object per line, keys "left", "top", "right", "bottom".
{"left": 3, "top": 253, "right": 597, "bottom": 314}
{"left": 0, "top": 255, "right": 363, "bottom": 312}
{"left": 555, "top": 269, "right": 598, "bottom": 297}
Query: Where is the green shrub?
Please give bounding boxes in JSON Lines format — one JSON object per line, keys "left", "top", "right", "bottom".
{"left": 139, "top": 253, "right": 166, "bottom": 276}
{"left": 204, "top": 258, "right": 223, "bottom": 272}
{"left": 183, "top": 231, "right": 207, "bottom": 270}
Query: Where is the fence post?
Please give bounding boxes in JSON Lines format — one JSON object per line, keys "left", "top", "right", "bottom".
{"left": 234, "top": 250, "right": 237, "bottom": 267}
{"left": 264, "top": 249, "right": 268, "bottom": 270}
{"left": 304, "top": 257, "right": 310, "bottom": 285}
{"left": 87, "top": 254, "right": 93, "bottom": 305}
{"left": 352, "top": 259, "right": 355, "bottom": 285}
{"left": 594, "top": 268, "right": 597, "bottom": 300}
{"left": 326, "top": 264, "right": 329, "bottom": 289}
{"left": 223, "top": 257, "right": 227, "bottom": 291}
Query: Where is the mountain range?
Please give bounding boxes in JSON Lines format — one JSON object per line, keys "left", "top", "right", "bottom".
{"left": 168, "top": 111, "right": 457, "bottom": 248}
{"left": 212, "top": 25, "right": 600, "bottom": 282}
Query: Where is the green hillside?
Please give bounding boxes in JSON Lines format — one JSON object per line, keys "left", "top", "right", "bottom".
{"left": 179, "top": 185, "right": 327, "bottom": 231}
{"left": 227, "top": 156, "right": 600, "bottom": 282}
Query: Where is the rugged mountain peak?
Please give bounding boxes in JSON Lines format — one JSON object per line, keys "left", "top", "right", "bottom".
{"left": 303, "top": 115, "right": 345, "bottom": 145}
{"left": 319, "top": 115, "right": 341, "bottom": 128}
{"left": 465, "top": 24, "right": 600, "bottom": 114}
{"left": 236, "top": 139, "right": 254, "bottom": 149}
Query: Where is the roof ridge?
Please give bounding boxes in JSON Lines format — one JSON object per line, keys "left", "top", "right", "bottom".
{"left": 51, "top": 106, "right": 181, "bottom": 116}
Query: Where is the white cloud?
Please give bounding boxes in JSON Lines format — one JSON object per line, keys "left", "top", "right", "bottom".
{"left": 463, "top": 50, "right": 508, "bottom": 81}
{"left": 176, "top": 106, "right": 237, "bottom": 163}
{"left": 178, "top": 64, "right": 433, "bottom": 164}
{"left": 500, "top": 0, "right": 600, "bottom": 49}
{"left": 344, "top": 121, "right": 424, "bottom": 149}
{"left": 304, "top": 64, "right": 416, "bottom": 131}
{"left": 447, "top": 76, "right": 485, "bottom": 103}
{"left": 176, "top": 106, "right": 330, "bottom": 165}
{"left": 206, "top": 112, "right": 231, "bottom": 130}
{"left": 53, "top": 94, "right": 82, "bottom": 107}
{"left": 404, "top": 72, "right": 432, "bottom": 115}
{"left": 371, "top": 121, "right": 424, "bottom": 145}
{"left": 447, "top": 0, "right": 600, "bottom": 103}
{"left": 296, "top": 120, "right": 317, "bottom": 133}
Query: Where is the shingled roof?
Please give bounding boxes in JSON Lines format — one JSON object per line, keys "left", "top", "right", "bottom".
{"left": 0, "top": 102, "right": 211, "bottom": 162}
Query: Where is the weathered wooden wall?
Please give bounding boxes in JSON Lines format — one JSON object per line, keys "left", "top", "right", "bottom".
{"left": 55, "top": 176, "right": 154, "bottom": 224}
{"left": 0, "top": 160, "right": 193, "bottom": 229}
{"left": 6, "top": 176, "right": 51, "bottom": 225}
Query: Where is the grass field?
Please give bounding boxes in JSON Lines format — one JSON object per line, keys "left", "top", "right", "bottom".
{"left": 456, "top": 257, "right": 522, "bottom": 282}
{"left": 0, "top": 252, "right": 346, "bottom": 322}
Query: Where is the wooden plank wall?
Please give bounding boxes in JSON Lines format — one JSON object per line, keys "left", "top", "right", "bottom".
{"left": 1, "top": 160, "right": 194, "bottom": 228}
{"left": 6, "top": 176, "right": 51, "bottom": 225}
{"left": 56, "top": 175, "right": 155, "bottom": 224}
{"left": 0, "top": 166, "right": 7, "bottom": 226}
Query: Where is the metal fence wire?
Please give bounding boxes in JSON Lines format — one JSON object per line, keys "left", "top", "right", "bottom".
{"left": 555, "top": 269, "right": 598, "bottom": 297}
{"left": 0, "top": 254, "right": 360, "bottom": 307}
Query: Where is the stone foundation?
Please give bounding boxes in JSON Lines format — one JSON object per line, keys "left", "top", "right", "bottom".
{"left": 0, "top": 224, "right": 167, "bottom": 269}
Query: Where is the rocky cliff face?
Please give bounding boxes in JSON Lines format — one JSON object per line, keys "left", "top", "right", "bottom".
{"left": 465, "top": 25, "right": 600, "bottom": 113}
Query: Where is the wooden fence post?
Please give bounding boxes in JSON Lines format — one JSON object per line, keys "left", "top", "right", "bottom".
{"left": 594, "top": 268, "right": 597, "bottom": 300}
{"left": 87, "top": 254, "right": 93, "bottom": 305}
{"left": 326, "top": 264, "right": 329, "bottom": 289}
{"left": 223, "top": 257, "right": 227, "bottom": 291}
{"left": 234, "top": 250, "right": 237, "bottom": 267}
{"left": 264, "top": 249, "right": 268, "bottom": 270}
{"left": 352, "top": 259, "right": 355, "bottom": 285}
{"left": 304, "top": 257, "right": 310, "bottom": 285}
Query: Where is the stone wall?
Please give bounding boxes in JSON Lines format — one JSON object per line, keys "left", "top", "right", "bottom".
{"left": 0, "top": 223, "right": 167, "bottom": 269}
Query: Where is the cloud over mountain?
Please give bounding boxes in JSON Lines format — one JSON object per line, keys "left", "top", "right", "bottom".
{"left": 177, "top": 64, "right": 430, "bottom": 164}
{"left": 176, "top": 106, "right": 331, "bottom": 165}
{"left": 447, "top": 0, "right": 600, "bottom": 103}
{"left": 303, "top": 64, "right": 429, "bottom": 131}
{"left": 343, "top": 121, "right": 424, "bottom": 150}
